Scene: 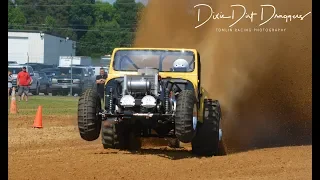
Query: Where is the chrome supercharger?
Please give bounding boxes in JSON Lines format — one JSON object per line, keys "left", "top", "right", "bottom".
{"left": 98, "top": 67, "right": 176, "bottom": 124}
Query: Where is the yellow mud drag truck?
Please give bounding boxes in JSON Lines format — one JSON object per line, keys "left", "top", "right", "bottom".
{"left": 77, "top": 48, "right": 226, "bottom": 156}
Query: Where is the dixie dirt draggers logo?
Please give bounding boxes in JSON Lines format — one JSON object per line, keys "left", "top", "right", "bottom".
{"left": 194, "top": 4, "right": 312, "bottom": 32}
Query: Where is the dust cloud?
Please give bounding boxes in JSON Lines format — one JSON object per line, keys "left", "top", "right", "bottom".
{"left": 134, "top": 0, "right": 312, "bottom": 152}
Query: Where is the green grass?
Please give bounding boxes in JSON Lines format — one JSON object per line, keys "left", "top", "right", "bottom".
{"left": 8, "top": 96, "right": 79, "bottom": 116}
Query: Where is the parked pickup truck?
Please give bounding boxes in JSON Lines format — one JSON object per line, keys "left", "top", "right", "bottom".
{"left": 50, "top": 66, "right": 95, "bottom": 96}
{"left": 8, "top": 64, "right": 41, "bottom": 95}
{"left": 40, "top": 68, "right": 61, "bottom": 82}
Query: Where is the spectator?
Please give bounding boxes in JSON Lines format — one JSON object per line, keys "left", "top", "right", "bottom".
{"left": 17, "top": 67, "right": 32, "bottom": 102}
{"left": 8, "top": 70, "right": 13, "bottom": 98}
{"left": 96, "top": 68, "right": 108, "bottom": 103}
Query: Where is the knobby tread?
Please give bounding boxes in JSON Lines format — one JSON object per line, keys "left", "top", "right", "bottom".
{"left": 101, "top": 122, "right": 126, "bottom": 149}
{"left": 191, "top": 99, "right": 225, "bottom": 156}
{"left": 77, "top": 88, "right": 101, "bottom": 141}
{"left": 175, "top": 90, "right": 196, "bottom": 143}
{"left": 101, "top": 122, "right": 141, "bottom": 151}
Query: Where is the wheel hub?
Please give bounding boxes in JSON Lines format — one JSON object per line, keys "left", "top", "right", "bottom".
{"left": 219, "top": 129, "right": 222, "bottom": 141}
{"left": 193, "top": 116, "right": 197, "bottom": 130}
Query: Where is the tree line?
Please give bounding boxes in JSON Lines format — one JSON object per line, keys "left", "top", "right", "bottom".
{"left": 8, "top": 0, "right": 145, "bottom": 57}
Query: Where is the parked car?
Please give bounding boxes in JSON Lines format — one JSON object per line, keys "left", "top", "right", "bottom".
{"left": 8, "top": 64, "right": 40, "bottom": 95}
{"left": 23, "top": 63, "right": 55, "bottom": 72}
{"left": 40, "top": 68, "right": 61, "bottom": 81}
{"left": 34, "top": 71, "right": 52, "bottom": 95}
{"left": 51, "top": 66, "right": 95, "bottom": 96}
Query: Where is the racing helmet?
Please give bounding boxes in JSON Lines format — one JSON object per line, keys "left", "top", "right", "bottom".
{"left": 173, "top": 59, "right": 189, "bottom": 71}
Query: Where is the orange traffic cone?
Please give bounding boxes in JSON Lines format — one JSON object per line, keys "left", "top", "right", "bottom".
{"left": 33, "top": 106, "right": 43, "bottom": 128}
{"left": 10, "top": 87, "right": 18, "bottom": 114}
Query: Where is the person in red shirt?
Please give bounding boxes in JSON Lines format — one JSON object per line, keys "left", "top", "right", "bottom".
{"left": 17, "top": 67, "right": 32, "bottom": 102}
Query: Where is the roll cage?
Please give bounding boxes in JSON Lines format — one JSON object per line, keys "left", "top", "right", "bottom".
{"left": 114, "top": 50, "right": 196, "bottom": 72}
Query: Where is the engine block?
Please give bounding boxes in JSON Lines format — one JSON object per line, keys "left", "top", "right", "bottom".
{"left": 122, "top": 68, "right": 159, "bottom": 97}
{"left": 120, "top": 68, "right": 160, "bottom": 109}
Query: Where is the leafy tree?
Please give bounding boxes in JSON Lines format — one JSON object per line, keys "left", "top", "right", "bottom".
{"left": 8, "top": 7, "right": 27, "bottom": 29}
{"left": 69, "top": 0, "right": 95, "bottom": 40}
{"left": 44, "top": 15, "right": 56, "bottom": 32}
{"left": 78, "top": 2, "right": 121, "bottom": 56}
{"left": 14, "top": 0, "right": 45, "bottom": 26}
{"left": 113, "top": 0, "right": 142, "bottom": 47}
{"left": 8, "top": 0, "right": 27, "bottom": 29}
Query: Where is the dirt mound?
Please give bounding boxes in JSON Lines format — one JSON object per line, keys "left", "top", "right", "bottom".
{"left": 134, "top": 0, "right": 312, "bottom": 152}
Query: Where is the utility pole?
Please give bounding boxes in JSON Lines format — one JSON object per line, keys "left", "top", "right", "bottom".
{"left": 70, "top": 54, "right": 73, "bottom": 96}
{"left": 27, "top": 52, "right": 29, "bottom": 66}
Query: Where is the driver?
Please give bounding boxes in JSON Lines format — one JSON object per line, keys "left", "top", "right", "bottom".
{"left": 172, "top": 58, "right": 189, "bottom": 72}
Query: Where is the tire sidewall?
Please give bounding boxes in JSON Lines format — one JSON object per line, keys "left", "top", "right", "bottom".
{"left": 175, "top": 90, "right": 197, "bottom": 143}
{"left": 78, "top": 89, "right": 102, "bottom": 141}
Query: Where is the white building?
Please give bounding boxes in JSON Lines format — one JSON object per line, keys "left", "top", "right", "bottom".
{"left": 8, "top": 30, "right": 76, "bottom": 65}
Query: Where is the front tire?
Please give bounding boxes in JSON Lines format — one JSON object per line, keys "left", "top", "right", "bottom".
{"left": 175, "top": 90, "right": 197, "bottom": 143}
{"left": 101, "top": 121, "right": 141, "bottom": 151}
{"left": 191, "top": 99, "right": 226, "bottom": 156}
{"left": 78, "top": 88, "right": 102, "bottom": 141}
{"left": 44, "top": 85, "right": 49, "bottom": 95}
{"left": 32, "top": 84, "right": 40, "bottom": 95}
{"left": 101, "top": 120, "right": 126, "bottom": 149}
{"left": 51, "top": 90, "right": 58, "bottom": 96}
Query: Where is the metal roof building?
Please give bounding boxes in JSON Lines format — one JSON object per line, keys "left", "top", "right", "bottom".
{"left": 8, "top": 30, "right": 76, "bottom": 66}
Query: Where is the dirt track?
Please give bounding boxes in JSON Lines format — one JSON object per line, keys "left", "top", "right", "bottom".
{"left": 9, "top": 116, "right": 311, "bottom": 180}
